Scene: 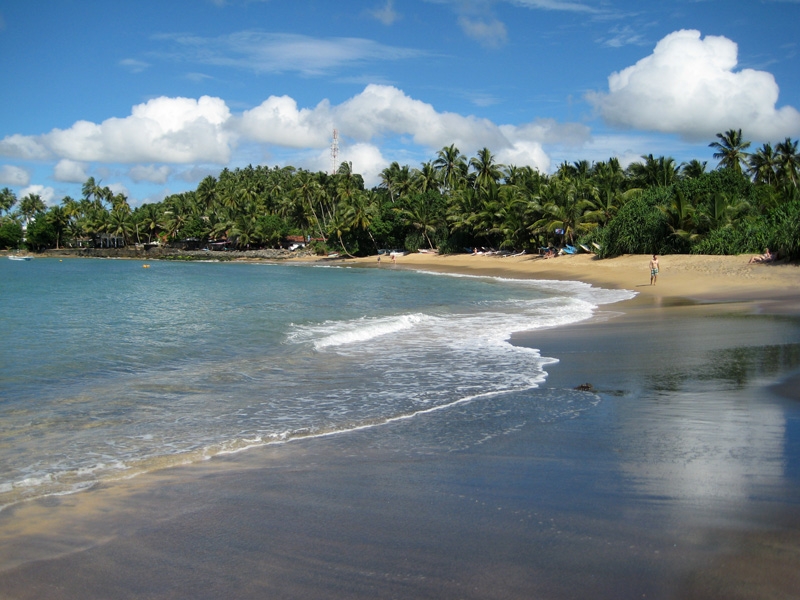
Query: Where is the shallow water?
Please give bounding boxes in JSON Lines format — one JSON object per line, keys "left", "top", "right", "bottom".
{"left": 0, "top": 257, "right": 633, "bottom": 508}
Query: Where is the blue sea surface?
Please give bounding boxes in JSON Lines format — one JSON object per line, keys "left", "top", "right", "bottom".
{"left": 0, "top": 257, "right": 634, "bottom": 507}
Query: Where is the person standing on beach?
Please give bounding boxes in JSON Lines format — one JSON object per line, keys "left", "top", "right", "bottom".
{"left": 649, "top": 254, "right": 659, "bottom": 285}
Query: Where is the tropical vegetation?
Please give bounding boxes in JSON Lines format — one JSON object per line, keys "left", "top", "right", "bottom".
{"left": 1, "top": 129, "right": 798, "bottom": 259}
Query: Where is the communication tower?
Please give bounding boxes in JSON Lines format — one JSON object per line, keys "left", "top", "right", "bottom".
{"left": 330, "top": 129, "right": 339, "bottom": 175}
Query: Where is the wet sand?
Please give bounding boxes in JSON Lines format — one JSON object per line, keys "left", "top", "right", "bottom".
{"left": 1, "top": 253, "right": 799, "bottom": 599}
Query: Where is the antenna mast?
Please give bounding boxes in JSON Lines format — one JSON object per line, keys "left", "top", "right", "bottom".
{"left": 330, "top": 129, "right": 339, "bottom": 175}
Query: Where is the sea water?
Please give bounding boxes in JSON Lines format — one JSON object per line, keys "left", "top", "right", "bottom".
{"left": 0, "top": 258, "right": 633, "bottom": 508}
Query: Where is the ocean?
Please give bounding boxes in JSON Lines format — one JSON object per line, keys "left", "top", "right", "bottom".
{"left": 0, "top": 257, "right": 634, "bottom": 509}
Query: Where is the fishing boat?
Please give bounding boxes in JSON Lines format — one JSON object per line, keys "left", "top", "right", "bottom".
{"left": 7, "top": 255, "right": 32, "bottom": 261}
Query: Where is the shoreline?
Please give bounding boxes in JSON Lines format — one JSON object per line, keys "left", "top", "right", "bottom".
{"left": 345, "top": 251, "right": 800, "bottom": 312}
{"left": 1, "top": 251, "right": 799, "bottom": 598}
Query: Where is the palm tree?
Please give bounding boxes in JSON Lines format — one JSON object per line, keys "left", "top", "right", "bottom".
{"left": 747, "top": 143, "right": 778, "bottom": 186}
{"left": 107, "top": 209, "right": 134, "bottom": 246}
{"left": 45, "top": 206, "right": 70, "bottom": 249}
{"left": 18, "top": 193, "right": 46, "bottom": 225}
{"left": 433, "top": 144, "right": 468, "bottom": 193}
{"left": 628, "top": 155, "right": 679, "bottom": 188}
{"left": 412, "top": 161, "right": 440, "bottom": 194}
{"left": 137, "top": 204, "right": 162, "bottom": 243}
{"left": 342, "top": 191, "right": 379, "bottom": 251}
{"left": 680, "top": 159, "right": 708, "bottom": 180}
{"left": 660, "top": 189, "right": 699, "bottom": 242}
{"left": 379, "top": 162, "right": 404, "bottom": 202}
{"left": 396, "top": 195, "right": 441, "bottom": 249}
{"left": 709, "top": 129, "right": 751, "bottom": 174}
{"left": 698, "top": 191, "right": 750, "bottom": 232}
{"left": 469, "top": 147, "right": 504, "bottom": 190}
{"left": 0, "top": 187, "right": 17, "bottom": 215}
{"left": 196, "top": 176, "right": 219, "bottom": 212}
{"left": 532, "top": 178, "right": 593, "bottom": 246}
{"left": 775, "top": 137, "right": 799, "bottom": 189}
{"left": 293, "top": 171, "right": 326, "bottom": 240}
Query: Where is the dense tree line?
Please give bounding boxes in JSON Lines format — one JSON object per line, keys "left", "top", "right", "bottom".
{"left": 1, "top": 129, "right": 798, "bottom": 258}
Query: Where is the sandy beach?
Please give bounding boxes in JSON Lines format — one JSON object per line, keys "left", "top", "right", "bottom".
{"left": 356, "top": 251, "right": 800, "bottom": 312}
{"left": 1, "top": 253, "right": 798, "bottom": 599}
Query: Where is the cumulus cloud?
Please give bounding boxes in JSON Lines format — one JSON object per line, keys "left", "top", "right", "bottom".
{"left": 239, "top": 96, "right": 332, "bottom": 147}
{"left": 238, "top": 84, "right": 566, "bottom": 180}
{"left": 0, "top": 164, "right": 31, "bottom": 186}
{"left": 1, "top": 85, "right": 585, "bottom": 191}
{"left": 129, "top": 164, "right": 172, "bottom": 184}
{"left": 43, "top": 96, "right": 234, "bottom": 163}
{"left": 0, "top": 134, "right": 51, "bottom": 160}
{"left": 339, "top": 143, "right": 387, "bottom": 185}
{"left": 53, "top": 159, "right": 89, "bottom": 182}
{"left": 587, "top": 29, "right": 800, "bottom": 140}
{"left": 18, "top": 184, "right": 56, "bottom": 206}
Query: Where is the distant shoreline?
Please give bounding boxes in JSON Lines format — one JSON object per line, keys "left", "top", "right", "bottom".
{"left": 344, "top": 251, "right": 800, "bottom": 315}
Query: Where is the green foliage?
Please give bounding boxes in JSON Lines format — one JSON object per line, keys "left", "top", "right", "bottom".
{"left": 25, "top": 213, "right": 57, "bottom": 250}
{"left": 600, "top": 188, "right": 675, "bottom": 256}
{"left": 9, "top": 133, "right": 799, "bottom": 258}
{"left": 178, "top": 215, "right": 210, "bottom": 241}
{"left": 0, "top": 219, "right": 23, "bottom": 249}
{"left": 254, "top": 214, "right": 288, "bottom": 248}
{"left": 767, "top": 199, "right": 800, "bottom": 259}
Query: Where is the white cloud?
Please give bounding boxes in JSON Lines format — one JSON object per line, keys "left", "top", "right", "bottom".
{"left": 369, "top": 0, "right": 400, "bottom": 25}
{"left": 1, "top": 85, "right": 591, "bottom": 192}
{"left": 0, "top": 164, "right": 31, "bottom": 186}
{"left": 495, "top": 141, "right": 551, "bottom": 172}
{"left": 129, "top": 164, "right": 172, "bottom": 184}
{"left": 53, "top": 159, "right": 88, "bottom": 182}
{"left": 18, "top": 184, "right": 56, "bottom": 206}
{"left": 587, "top": 29, "right": 800, "bottom": 141}
{"left": 340, "top": 143, "right": 387, "bottom": 186}
{"left": 119, "top": 58, "right": 149, "bottom": 73}
{"left": 239, "top": 96, "right": 332, "bottom": 147}
{"left": 458, "top": 16, "right": 508, "bottom": 48}
{"left": 107, "top": 182, "right": 130, "bottom": 198}
{"left": 508, "top": 0, "right": 598, "bottom": 12}
{"left": 44, "top": 96, "right": 234, "bottom": 163}
{"left": 0, "top": 134, "right": 51, "bottom": 160}
{"left": 158, "top": 31, "right": 424, "bottom": 76}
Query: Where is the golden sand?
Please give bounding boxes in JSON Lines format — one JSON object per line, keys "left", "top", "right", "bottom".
{"left": 344, "top": 252, "right": 800, "bottom": 313}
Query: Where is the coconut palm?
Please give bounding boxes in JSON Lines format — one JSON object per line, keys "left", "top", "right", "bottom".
{"left": 18, "top": 193, "right": 46, "bottom": 225}
{"left": 775, "top": 137, "right": 799, "bottom": 189}
{"left": 433, "top": 144, "right": 468, "bottom": 193}
{"left": 0, "top": 187, "right": 17, "bottom": 215}
{"left": 107, "top": 209, "right": 134, "bottom": 246}
{"left": 342, "top": 191, "right": 379, "bottom": 251}
{"left": 196, "top": 176, "right": 219, "bottom": 212}
{"left": 469, "top": 147, "right": 504, "bottom": 190}
{"left": 628, "top": 155, "right": 679, "bottom": 188}
{"left": 396, "top": 195, "right": 442, "bottom": 249}
{"left": 680, "top": 159, "right": 708, "bottom": 180}
{"left": 660, "top": 189, "right": 699, "bottom": 242}
{"left": 747, "top": 144, "right": 778, "bottom": 186}
{"left": 45, "top": 206, "right": 71, "bottom": 249}
{"left": 709, "top": 129, "right": 751, "bottom": 174}
{"left": 412, "top": 161, "right": 440, "bottom": 194}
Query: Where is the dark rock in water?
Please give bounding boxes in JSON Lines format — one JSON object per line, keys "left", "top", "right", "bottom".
{"left": 575, "top": 383, "right": 594, "bottom": 392}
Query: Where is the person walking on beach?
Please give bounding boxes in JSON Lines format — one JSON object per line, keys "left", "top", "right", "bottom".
{"left": 649, "top": 254, "right": 659, "bottom": 285}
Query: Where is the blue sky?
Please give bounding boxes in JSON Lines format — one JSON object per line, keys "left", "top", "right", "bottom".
{"left": 1, "top": 0, "right": 799, "bottom": 207}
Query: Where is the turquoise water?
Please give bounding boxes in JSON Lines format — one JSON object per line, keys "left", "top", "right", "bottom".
{"left": 0, "top": 257, "right": 633, "bottom": 507}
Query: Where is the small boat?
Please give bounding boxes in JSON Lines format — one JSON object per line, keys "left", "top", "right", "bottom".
{"left": 8, "top": 255, "right": 32, "bottom": 261}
